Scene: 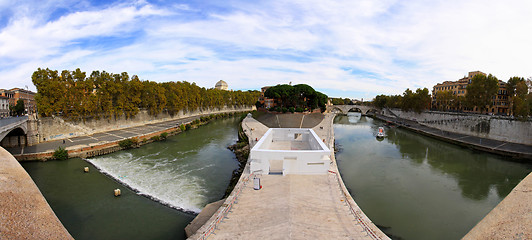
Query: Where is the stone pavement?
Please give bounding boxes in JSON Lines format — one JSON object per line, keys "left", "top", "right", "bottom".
{"left": 0, "top": 146, "right": 72, "bottom": 239}
{"left": 209, "top": 174, "right": 372, "bottom": 240}
{"left": 375, "top": 114, "right": 532, "bottom": 160}
{"left": 189, "top": 113, "right": 388, "bottom": 240}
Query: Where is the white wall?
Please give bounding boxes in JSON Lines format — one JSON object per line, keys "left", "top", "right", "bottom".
{"left": 250, "top": 129, "right": 331, "bottom": 175}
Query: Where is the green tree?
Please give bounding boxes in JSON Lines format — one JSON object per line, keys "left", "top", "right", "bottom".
{"left": 14, "top": 99, "right": 25, "bottom": 115}
{"left": 466, "top": 74, "right": 499, "bottom": 113}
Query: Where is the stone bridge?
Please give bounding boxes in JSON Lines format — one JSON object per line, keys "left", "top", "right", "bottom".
{"left": 0, "top": 116, "right": 28, "bottom": 147}
{"left": 326, "top": 105, "right": 378, "bottom": 115}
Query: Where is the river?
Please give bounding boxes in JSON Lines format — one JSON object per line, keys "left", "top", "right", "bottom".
{"left": 22, "top": 117, "right": 241, "bottom": 240}
{"left": 334, "top": 113, "right": 532, "bottom": 240}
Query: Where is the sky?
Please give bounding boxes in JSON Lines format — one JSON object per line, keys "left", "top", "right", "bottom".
{"left": 1, "top": 0, "right": 531, "bottom": 100}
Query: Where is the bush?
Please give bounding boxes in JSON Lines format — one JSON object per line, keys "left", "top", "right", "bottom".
{"left": 185, "top": 123, "right": 192, "bottom": 130}
{"left": 295, "top": 107, "right": 304, "bottom": 112}
{"left": 193, "top": 119, "right": 200, "bottom": 125}
{"left": 289, "top": 107, "right": 295, "bottom": 113}
{"left": 160, "top": 132, "right": 168, "bottom": 140}
{"left": 150, "top": 135, "right": 160, "bottom": 141}
{"left": 281, "top": 107, "right": 288, "bottom": 113}
{"left": 53, "top": 147, "right": 68, "bottom": 160}
{"left": 118, "top": 138, "right": 135, "bottom": 149}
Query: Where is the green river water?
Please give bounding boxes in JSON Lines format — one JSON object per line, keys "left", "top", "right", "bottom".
{"left": 21, "top": 114, "right": 531, "bottom": 239}
{"left": 334, "top": 113, "right": 531, "bottom": 240}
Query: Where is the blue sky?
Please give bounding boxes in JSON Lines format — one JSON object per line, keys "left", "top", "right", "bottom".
{"left": 1, "top": 0, "right": 531, "bottom": 100}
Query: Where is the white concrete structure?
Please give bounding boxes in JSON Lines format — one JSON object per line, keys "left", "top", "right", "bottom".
{"left": 250, "top": 128, "right": 331, "bottom": 175}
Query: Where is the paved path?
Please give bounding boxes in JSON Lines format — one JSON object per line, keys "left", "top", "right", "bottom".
{"left": 0, "top": 146, "right": 72, "bottom": 239}
{"left": 375, "top": 114, "right": 532, "bottom": 160}
{"left": 190, "top": 113, "right": 388, "bottom": 240}
{"left": 5, "top": 115, "right": 206, "bottom": 156}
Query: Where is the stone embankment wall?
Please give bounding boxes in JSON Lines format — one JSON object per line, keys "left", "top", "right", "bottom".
{"left": 384, "top": 109, "right": 532, "bottom": 145}
{"left": 36, "top": 106, "right": 254, "bottom": 144}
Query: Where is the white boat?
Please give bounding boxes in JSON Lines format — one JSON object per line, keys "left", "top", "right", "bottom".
{"left": 376, "top": 127, "right": 385, "bottom": 139}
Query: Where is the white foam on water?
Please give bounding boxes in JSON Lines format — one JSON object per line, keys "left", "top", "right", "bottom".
{"left": 88, "top": 152, "right": 215, "bottom": 213}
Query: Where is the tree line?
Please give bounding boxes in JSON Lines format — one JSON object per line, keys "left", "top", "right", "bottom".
{"left": 262, "top": 84, "right": 328, "bottom": 112}
{"left": 373, "top": 88, "right": 432, "bottom": 113}
{"left": 32, "top": 68, "right": 260, "bottom": 119}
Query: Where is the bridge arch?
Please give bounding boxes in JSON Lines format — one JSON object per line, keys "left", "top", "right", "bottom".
{"left": 326, "top": 105, "right": 376, "bottom": 115}
{"left": 0, "top": 127, "right": 28, "bottom": 148}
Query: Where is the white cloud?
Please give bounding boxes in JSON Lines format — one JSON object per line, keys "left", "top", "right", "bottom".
{"left": 1, "top": 0, "right": 531, "bottom": 99}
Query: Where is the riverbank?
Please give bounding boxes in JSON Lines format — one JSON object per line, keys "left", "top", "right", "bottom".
{"left": 8, "top": 111, "right": 251, "bottom": 161}
{"left": 0, "top": 146, "right": 72, "bottom": 239}
{"left": 373, "top": 114, "right": 532, "bottom": 160}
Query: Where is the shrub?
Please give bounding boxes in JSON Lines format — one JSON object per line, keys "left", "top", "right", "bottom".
{"left": 295, "top": 107, "right": 304, "bottom": 112}
{"left": 185, "top": 123, "right": 192, "bottom": 130}
{"left": 281, "top": 107, "right": 288, "bottom": 113}
{"left": 119, "top": 138, "right": 135, "bottom": 149}
{"left": 289, "top": 107, "right": 295, "bottom": 113}
{"left": 150, "top": 135, "right": 160, "bottom": 141}
{"left": 53, "top": 147, "right": 68, "bottom": 160}
{"left": 160, "top": 132, "right": 168, "bottom": 140}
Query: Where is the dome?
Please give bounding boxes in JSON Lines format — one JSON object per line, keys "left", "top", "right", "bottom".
{"left": 215, "top": 80, "right": 228, "bottom": 90}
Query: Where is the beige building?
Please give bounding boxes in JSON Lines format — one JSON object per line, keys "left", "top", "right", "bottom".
{"left": 431, "top": 71, "right": 510, "bottom": 115}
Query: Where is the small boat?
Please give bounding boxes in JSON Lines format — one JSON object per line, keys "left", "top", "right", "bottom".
{"left": 376, "top": 127, "right": 385, "bottom": 139}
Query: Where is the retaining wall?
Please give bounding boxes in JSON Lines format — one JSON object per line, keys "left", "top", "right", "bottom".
{"left": 385, "top": 109, "right": 532, "bottom": 145}
{"left": 36, "top": 106, "right": 254, "bottom": 144}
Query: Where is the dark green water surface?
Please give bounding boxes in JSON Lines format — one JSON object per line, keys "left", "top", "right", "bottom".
{"left": 22, "top": 117, "right": 241, "bottom": 240}
{"left": 334, "top": 113, "right": 531, "bottom": 240}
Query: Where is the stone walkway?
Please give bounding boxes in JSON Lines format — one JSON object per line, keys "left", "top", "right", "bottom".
{"left": 191, "top": 113, "right": 388, "bottom": 240}
{"left": 0, "top": 146, "right": 72, "bottom": 239}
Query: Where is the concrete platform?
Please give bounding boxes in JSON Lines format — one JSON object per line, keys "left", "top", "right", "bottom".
{"left": 209, "top": 174, "right": 370, "bottom": 240}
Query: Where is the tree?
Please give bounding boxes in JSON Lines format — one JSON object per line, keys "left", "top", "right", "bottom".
{"left": 466, "top": 74, "right": 499, "bottom": 113}
{"left": 14, "top": 99, "right": 25, "bottom": 115}
{"left": 435, "top": 90, "right": 455, "bottom": 111}
{"left": 506, "top": 76, "right": 525, "bottom": 97}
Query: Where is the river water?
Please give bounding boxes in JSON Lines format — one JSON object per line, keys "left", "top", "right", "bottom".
{"left": 22, "top": 117, "right": 241, "bottom": 240}
{"left": 21, "top": 114, "right": 531, "bottom": 240}
{"left": 334, "top": 113, "right": 531, "bottom": 240}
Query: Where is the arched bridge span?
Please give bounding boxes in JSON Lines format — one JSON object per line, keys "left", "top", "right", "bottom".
{"left": 327, "top": 105, "right": 378, "bottom": 115}
{"left": 0, "top": 116, "right": 28, "bottom": 147}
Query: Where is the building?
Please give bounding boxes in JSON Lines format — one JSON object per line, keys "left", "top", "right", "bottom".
{"left": 0, "top": 96, "right": 9, "bottom": 118}
{"left": 431, "top": 71, "right": 510, "bottom": 115}
{"left": 214, "top": 80, "right": 228, "bottom": 90}
{"left": 0, "top": 88, "right": 36, "bottom": 115}
{"left": 249, "top": 128, "right": 331, "bottom": 175}
{"left": 10, "top": 88, "right": 36, "bottom": 114}
{"left": 258, "top": 86, "right": 276, "bottom": 108}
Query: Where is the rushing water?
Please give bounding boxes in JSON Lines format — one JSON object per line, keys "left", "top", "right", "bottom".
{"left": 22, "top": 117, "right": 241, "bottom": 240}
{"left": 334, "top": 113, "right": 531, "bottom": 240}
